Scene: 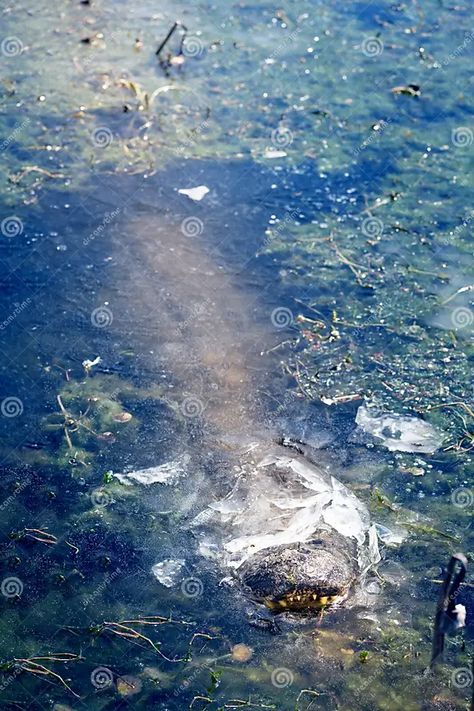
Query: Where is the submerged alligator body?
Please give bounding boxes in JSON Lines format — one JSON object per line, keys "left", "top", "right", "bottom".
{"left": 113, "top": 191, "right": 378, "bottom": 613}
{"left": 190, "top": 439, "right": 376, "bottom": 613}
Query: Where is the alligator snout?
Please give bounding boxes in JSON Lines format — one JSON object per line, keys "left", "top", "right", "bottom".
{"left": 239, "top": 530, "right": 356, "bottom": 612}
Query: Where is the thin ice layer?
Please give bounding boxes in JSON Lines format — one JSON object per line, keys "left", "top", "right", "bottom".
{"left": 355, "top": 404, "right": 444, "bottom": 454}
{"left": 114, "top": 456, "right": 189, "bottom": 486}
{"left": 151, "top": 559, "right": 186, "bottom": 587}
{"left": 193, "top": 444, "right": 371, "bottom": 568}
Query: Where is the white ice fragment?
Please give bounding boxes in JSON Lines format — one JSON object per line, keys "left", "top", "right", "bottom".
{"left": 259, "top": 454, "right": 330, "bottom": 494}
{"left": 452, "top": 604, "right": 467, "bottom": 631}
{"left": 197, "top": 539, "right": 220, "bottom": 559}
{"left": 218, "top": 576, "right": 234, "bottom": 587}
{"left": 82, "top": 356, "right": 101, "bottom": 370}
{"left": 322, "top": 498, "right": 366, "bottom": 544}
{"left": 374, "top": 523, "right": 406, "bottom": 546}
{"left": 264, "top": 149, "right": 287, "bottom": 159}
{"left": 355, "top": 404, "right": 443, "bottom": 454}
{"left": 209, "top": 499, "right": 245, "bottom": 515}
{"left": 151, "top": 559, "right": 185, "bottom": 587}
{"left": 178, "top": 185, "right": 209, "bottom": 201}
{"left": 189, "top": 508, "right": 217, "bottom": 527}
{"left": 185, "top": 442, "right": 373, "bottom": 570}
{"left": 217, "top": 448, "right": 372, "bottom": 567}
{"left": 357, "top": 524, "right": 382, "bottom": 584}
{"left": 225, "top": 492, "right": 333, "bottom": 566}
{"left": 368, "top": 524, "right": 381, "bottom": 565}
{"left": 114, "top": 456, "right": 188, "bottom": 486}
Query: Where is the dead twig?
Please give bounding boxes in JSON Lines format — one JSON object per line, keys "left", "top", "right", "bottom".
{"left": 156, "top": 21, "right": 188, "bottom": 58}
{"left": 12, "top": 528, "right": 58, "bottom": 545}
{"left": 296, "top": 689, "right": 320, "bottom": 708}
{"left": 11, "top": 653, "right": 81, "bottom": 698}
{"left": 99, "top": 619, "right": 188, "bottom": 662}
{"left": 223, "top": 700, "right": 276, "bottom": 709}
{"left": 328, "top": 238, "right": 368, "bottom": 286}
{"left": 10, "top": 166, "right": 65, "bottom": 184}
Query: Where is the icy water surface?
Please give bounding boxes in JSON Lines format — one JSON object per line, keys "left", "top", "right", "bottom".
{"left": 0, "top": 0, "right": 473, "bottom": 709}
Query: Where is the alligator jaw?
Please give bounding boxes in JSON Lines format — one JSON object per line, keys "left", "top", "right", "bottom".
{"left": 263, "top": 588, "right": 348, "bottom": 612}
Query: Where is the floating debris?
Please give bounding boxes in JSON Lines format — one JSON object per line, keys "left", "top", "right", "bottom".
{"left": 231, "top": 643, "right": 253, "bottom": 662}
{"left": 178, "top": 185, "right": 210, "bottom": 201}
{"left": 263, "top": 148, "right": 287, "bottom": 159}
{"left": 391, "top": 84, "right": 421, "bottom": 96}
{"left": 399, "top": 465, "right": 425, "bottom": 477}
{"left": 155, "top": 21, "right": 185, "bottom": 58}
{"left": 321, "top": 393, "right": 362, "bottom": 406}
{"left": 82, "top": 355, "right": 101, "bottom": 372}
{"left": 113, "top": 411, "right": 133, "bottom": 422}
{"left": 117, "top": 675, "right": 143, "bottom": 697}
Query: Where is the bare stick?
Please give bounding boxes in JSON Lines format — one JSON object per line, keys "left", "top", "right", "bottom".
{"left": 13, "top": 655, "right": 81, "bottom": 698}
{"left": 156, "top": 22, "right": 179, "bottom": 57}
{"left": 430, "top": 552, "right": 467, "bottom": 668}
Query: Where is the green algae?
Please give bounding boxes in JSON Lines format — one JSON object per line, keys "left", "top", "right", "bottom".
{"left": 41, "top": 370, "right": 138, "bottom": 468}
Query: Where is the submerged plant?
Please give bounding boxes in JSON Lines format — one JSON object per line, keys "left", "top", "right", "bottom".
{"left": 40, "top": 366, "right": 140, "bottom": 467}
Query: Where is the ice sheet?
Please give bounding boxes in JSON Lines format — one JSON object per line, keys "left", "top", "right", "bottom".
{"left": 151, "top": 559, "right": 186, "bottom": 587}
{"left": 192, "top": 443, "right": 372, "bottom": 568}
{"left": 355, "top": 404, "right": 444, "bottom": 454}
{"left": 114, "top": 456, "right": 189, "bottom": 486}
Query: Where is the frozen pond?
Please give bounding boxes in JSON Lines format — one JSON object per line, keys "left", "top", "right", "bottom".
{"left": 0, "top": 1, "right": 473, "bottom": 709}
